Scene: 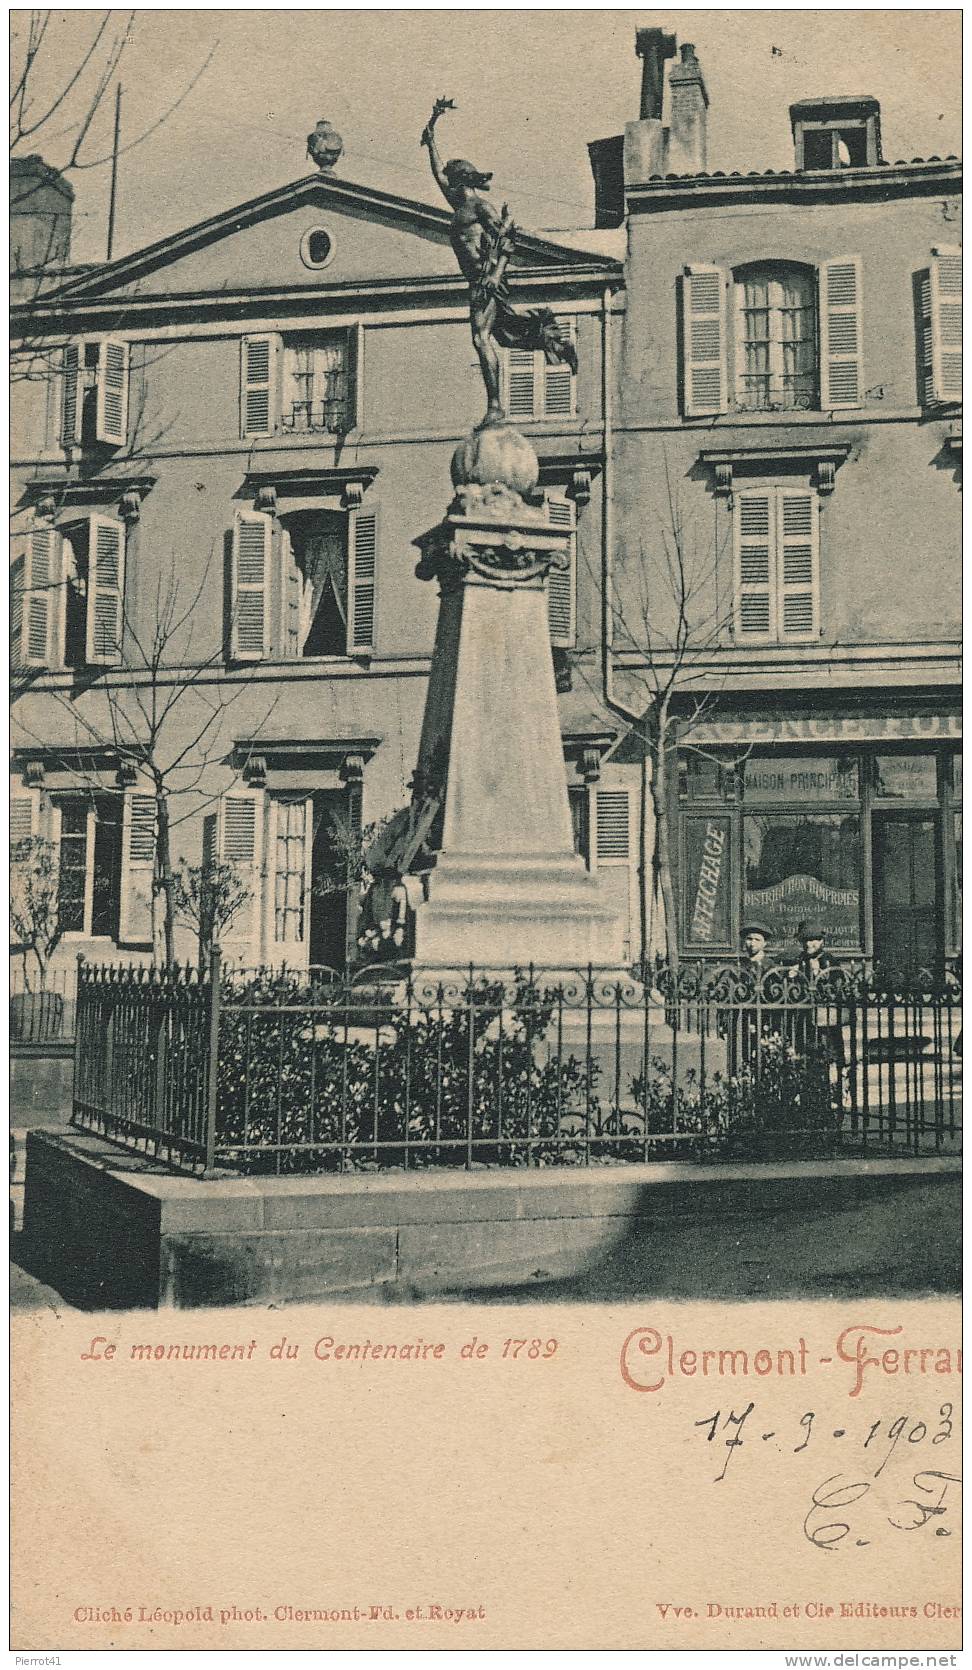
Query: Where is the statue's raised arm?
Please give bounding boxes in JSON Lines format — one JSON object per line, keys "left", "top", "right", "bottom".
{"left": 420, "top": 97, "right": 456, "bottom": 202}
{"left": 419, "top": 99, "right": 578, "bottom": 426}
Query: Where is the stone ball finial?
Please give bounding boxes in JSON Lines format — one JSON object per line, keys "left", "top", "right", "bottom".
{"left": 307, "top": 120, "right": 343, "bottom": 171}
{"left": 451, "top": 420, "right": 539, "bottom": 499}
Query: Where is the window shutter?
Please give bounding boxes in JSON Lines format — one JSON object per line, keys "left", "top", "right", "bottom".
{"left": 19, "top": 524, "right": 61, "bottom": 668}
{"left": 923, "top": 246, "right": 962, "bottom": 405}
{"left": 230, "top": 512, "right": 272, "bottom": 660}
{"left": 506, "top": 348, "right": 537, "bottom": 420}
{"left": 240, "top": 334, "right": 277, "bottom": 437}
{"left": 682, "top": 265, "right": 727, "bottom": 416}
{"left": 11, "top": 554, "right": 25, "bottom": 670}
{"left": 118, "top": 791, "right": 156, "bottom": 945}
{"left": 216, "top": 790, "right": 265, "bottom": 966}
{"left": 84, "top": 515, "right": 125, "bottom": 665}
{"left": 543, "top": 317, "right": 576, "bottom": 417}
{"left": 819, "top": 256, "right": 863, "bottom": 409}
{"left": 546, "top": 496, "right": 576, "bottom": 648}
{"left": 594, "top": 789, "right": 631, "bottom": 863}
{"left": 777, "top": 491, "right": 819, "bottom": 640}
{"left": 60, "top": 342, "right": 82, "bottom": 445}
{"left": 347, "top": 506, "right": 378, "bottom": 654}
{"left": 734, "top": 494, "right": 774, "bottom": 639}
{"left": 10, "top": 791, "right": 40, "bottom": 847}
{"left": 95, "top": 339, "right": 129, "bottom": 445}
{"left": 594, "top": 787, "right": 633, "bottom": 959}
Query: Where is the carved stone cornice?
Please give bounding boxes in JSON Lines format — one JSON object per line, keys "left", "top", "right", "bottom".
{"left": 698, "top": 442, "right": 851, "bottom": 497}
{"left": 414, "top": 508, "right": 572, "bottom": 592}
{"left": 536, "top": 453, "right": 603, "bottom": 507}
{"left": 21, "top": 473, "right": 157, "bottom": 521}
{"left": 242, "top": 465, "right": 378, "bottom": 512}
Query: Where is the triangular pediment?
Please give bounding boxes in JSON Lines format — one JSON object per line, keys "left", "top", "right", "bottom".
{"left": 46, "top": 174, "right": 613, "bottom": 307}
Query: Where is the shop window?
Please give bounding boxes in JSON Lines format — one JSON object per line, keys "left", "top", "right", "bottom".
{"left": 873, "top": 754, "right": 938, "bottom": 800}
{"left": 682, "top": 752, "right": 736, "bottom": 800}
{"left": 743, "top": 813, "right": 861, "bottom": 950}
{"left": 743, "top": 754, "right": 858, "bottom": 804}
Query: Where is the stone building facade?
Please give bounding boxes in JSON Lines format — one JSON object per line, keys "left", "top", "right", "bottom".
{"left": 10, "top": 30, "right": 962, "bottom": 989}
{"left": 10, "top": 152, "right": 637, "bottom": 982}
{"left": 600, "top": 39, "right": 961, "bottom": 974}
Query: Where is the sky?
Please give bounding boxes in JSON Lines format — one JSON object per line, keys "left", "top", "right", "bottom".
{"left": 11, "top": 7, "right": 963, "bottom": 267}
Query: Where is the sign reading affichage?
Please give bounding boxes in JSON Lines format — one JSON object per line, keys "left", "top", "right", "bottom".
{"left": 687, "top": 817, "right": 731, "bottom": 945}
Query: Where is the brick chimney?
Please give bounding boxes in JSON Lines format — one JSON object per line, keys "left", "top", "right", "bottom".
{"left": 588, "top": 30, "right": 710, "bottom": 220}
{"left": 666, "top": 43, "right": 708, "bottom": 173}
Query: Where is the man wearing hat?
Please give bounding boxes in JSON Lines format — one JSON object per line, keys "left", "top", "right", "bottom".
{"left": 740, "top": 920, "right": 775, "bottom": 975}
{"left": 790, "top": 922, "right": 833, "bottom": 983}
{"left": 734, "top": 920, "right": 777, "bottom": 1070}
{"left": 788, "top": 922, "right": 845, "bottom": 1072}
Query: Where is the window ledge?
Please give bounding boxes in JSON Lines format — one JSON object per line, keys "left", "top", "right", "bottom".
{"left": 698, "top": 440, "right": 852, "bottom": 495}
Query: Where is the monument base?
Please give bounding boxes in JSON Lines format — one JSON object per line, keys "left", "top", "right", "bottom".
{"left": 411, "top": 849, "right": 622, "bottom": 969}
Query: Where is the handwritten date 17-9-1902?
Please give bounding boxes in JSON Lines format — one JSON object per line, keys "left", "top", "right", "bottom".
{"left": 694, "top": 1402, "right": 959, "bottom": 1553}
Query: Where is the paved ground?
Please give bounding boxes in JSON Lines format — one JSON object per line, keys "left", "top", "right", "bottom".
{"left": 457, "top": 1175, "right": 961, "bottom": 1303}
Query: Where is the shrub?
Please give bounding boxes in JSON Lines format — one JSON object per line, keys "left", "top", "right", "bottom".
{"left": 214, "top": 972, "right": 599, "bottom": 1174}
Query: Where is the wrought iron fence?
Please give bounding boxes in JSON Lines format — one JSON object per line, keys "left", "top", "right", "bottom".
{"left": 70, "top": 956, "right": 962, "bottom": 1176}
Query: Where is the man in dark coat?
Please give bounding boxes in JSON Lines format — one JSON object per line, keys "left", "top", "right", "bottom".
{"left": 788, "top": 922, "right": 845, "bottom": 1066}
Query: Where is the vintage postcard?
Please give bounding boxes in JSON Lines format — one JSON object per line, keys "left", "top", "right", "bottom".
{"left": 10, "top": 6, "right": 961, "bottom": 1655}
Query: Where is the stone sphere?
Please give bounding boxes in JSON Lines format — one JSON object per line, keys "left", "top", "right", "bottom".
{"left": 307, "top": 120, "right": 343, "bottom": 171}
{"left": 450, "top": 421, "right": 539, "bottom": 495}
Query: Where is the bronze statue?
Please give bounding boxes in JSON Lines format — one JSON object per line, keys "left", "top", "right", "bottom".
{"left": 421, "top": 98, "right": 577, "bottom": 424}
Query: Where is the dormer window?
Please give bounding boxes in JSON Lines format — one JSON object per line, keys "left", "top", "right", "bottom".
{"left": 789, "top": 96, "right": 882, "bottom": 172}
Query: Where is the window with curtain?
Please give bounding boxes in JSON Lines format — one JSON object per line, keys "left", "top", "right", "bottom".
{"left": 282, "top": 334, "right": 351, "bottom": 433}
{"left": 735, "top": 263, "right": 817, "bottom": 410}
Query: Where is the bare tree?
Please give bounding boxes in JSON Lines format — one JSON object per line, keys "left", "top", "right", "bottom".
{"left": 18, "top": 554, "right": 277, "bottom": 967}
{"left": 10, "top": 10, "right": 216, "bottom": 394}
{"left": 585, "top": 465, "right": 736, "bottom": 970}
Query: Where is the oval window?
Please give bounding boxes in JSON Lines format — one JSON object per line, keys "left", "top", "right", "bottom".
{"left": 300, "top": 226, "right": 334, "bottom": 270}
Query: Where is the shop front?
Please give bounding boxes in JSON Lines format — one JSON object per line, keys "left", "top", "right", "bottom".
{"left": 676, "top": 713, "right": 961, "bottom": 976}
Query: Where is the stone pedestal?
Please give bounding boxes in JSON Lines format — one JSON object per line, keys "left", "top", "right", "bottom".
{"left": 410, "top": 480, "right": 624, "bottom": 970}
